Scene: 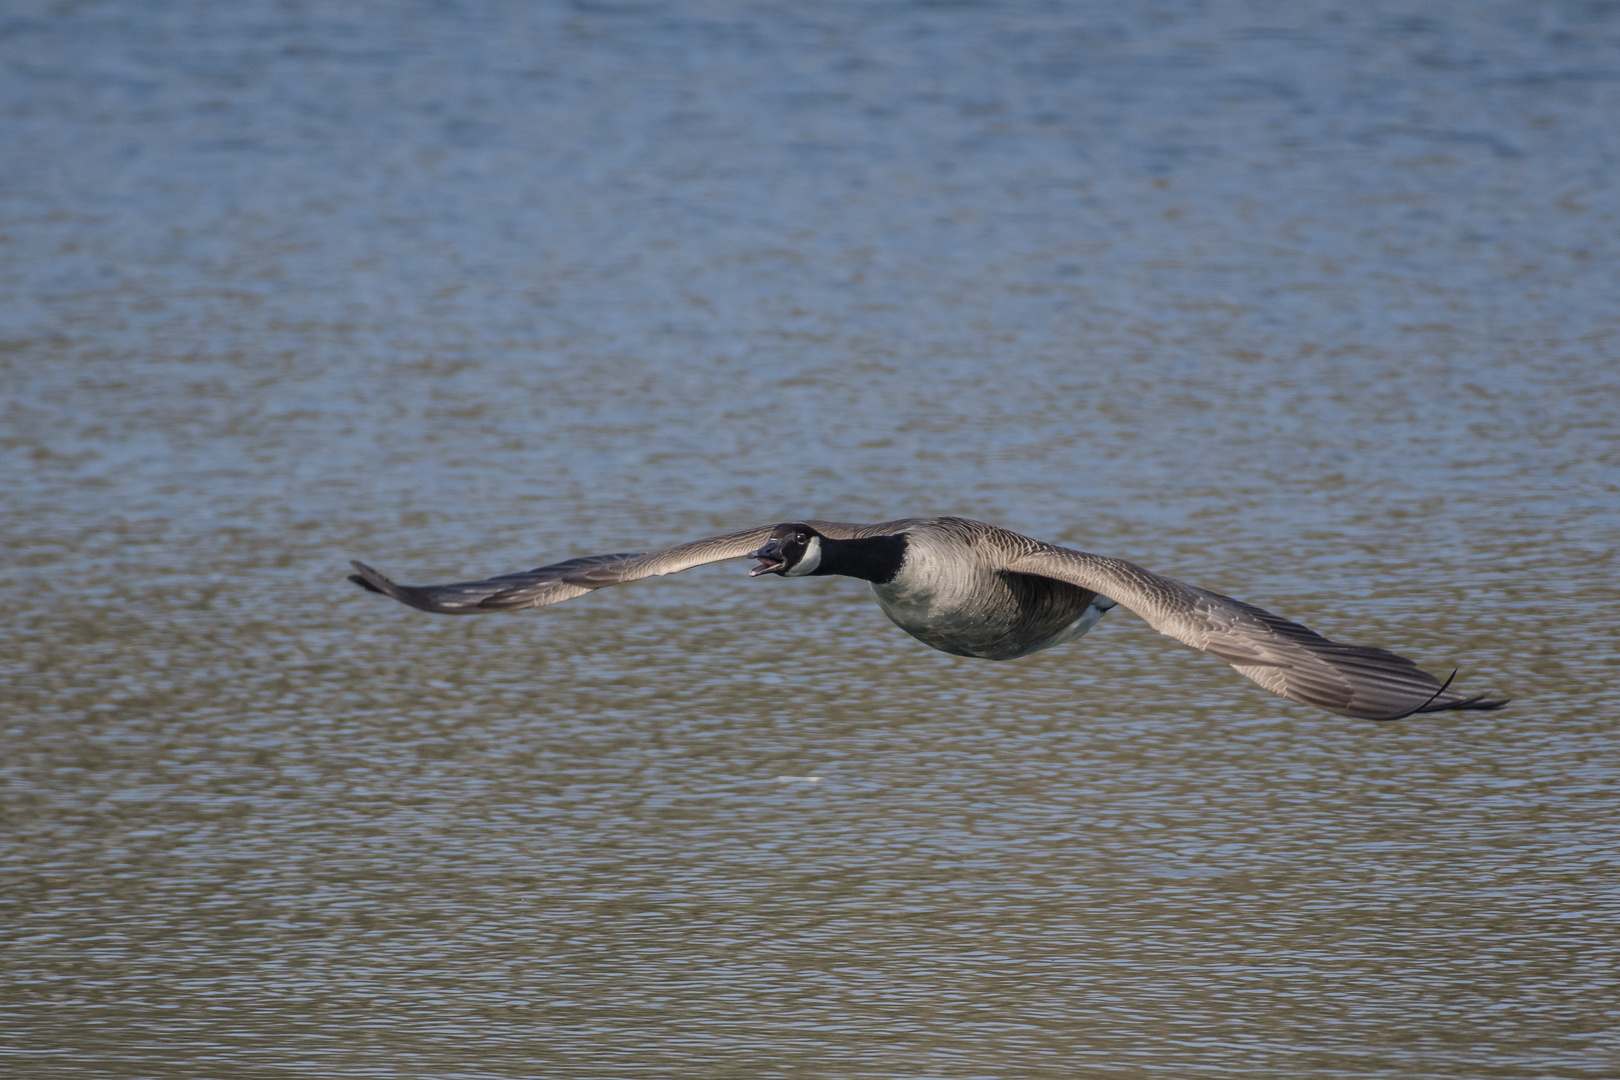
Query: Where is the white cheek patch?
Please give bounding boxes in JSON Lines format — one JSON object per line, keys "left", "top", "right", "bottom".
{"left": 783, "top": 535, "right": 822, "bottom": 577}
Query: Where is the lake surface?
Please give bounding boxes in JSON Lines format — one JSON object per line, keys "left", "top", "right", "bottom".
{"left": 3, "top": 1, "right": 1618, "bottom": 1076}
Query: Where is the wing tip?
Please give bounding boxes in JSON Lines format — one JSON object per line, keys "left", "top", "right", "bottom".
{"left": 1414, "top": 693, "right": 1512, "bottom": 715}
{"left": 348, "top": 560, "right": 387, "bottom": 594}
{"left": 345, "top": 559, "right": 473, "bottom": 614}
{"left": 348, "top": 560, "right": 392, "bottom": 596}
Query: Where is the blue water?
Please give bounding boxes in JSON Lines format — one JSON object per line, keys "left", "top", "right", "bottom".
{"left": 3, "top": 1, "right": 1618, "bottom": 1076}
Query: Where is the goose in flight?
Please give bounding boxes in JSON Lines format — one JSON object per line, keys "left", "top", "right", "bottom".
{"left": 348, "top": 516, "right": 1507, "bottom": 721}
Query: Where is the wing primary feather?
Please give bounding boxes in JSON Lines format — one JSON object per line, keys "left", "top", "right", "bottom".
{"left": 347, "top": 523, "right": 802, "bottom": 616}
{"left": 1371, "top": 667, "right": 1458, "bottom": 722}
{"left": 1003, "top": 545, "right": 1509, "bottom": 721}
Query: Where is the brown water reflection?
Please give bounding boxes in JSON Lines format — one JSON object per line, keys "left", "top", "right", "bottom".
{"left": 3, "top": 1, "right": 1619, "bottom": 1077}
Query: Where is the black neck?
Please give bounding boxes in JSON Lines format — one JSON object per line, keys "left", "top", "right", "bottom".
{"left": 809, "top": 534, "right": 907, "bottom": 584}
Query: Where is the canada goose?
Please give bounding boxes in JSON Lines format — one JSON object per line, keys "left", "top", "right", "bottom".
{"left": 348, "top": 516, "right": 1508, "bottom": 721}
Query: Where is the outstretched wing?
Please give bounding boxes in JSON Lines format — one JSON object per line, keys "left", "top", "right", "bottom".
{"left": 347, "top": 519, "right": 902, "bottom": 616}
{"left": 1006, "top": 546, "right": 1508, "bottom": 721}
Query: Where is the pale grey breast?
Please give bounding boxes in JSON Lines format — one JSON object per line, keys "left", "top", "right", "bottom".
{"left": 870, "top": 520, "right": 1104, "bottom": 661}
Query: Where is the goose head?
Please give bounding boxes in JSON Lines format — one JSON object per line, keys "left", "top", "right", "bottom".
{"left": 748, "top": 524, "right": 823, "bottom": 578}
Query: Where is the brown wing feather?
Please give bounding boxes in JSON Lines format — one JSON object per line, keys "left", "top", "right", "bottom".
{"left": 1005, "top": 546, "right": 1508, "bottom": 721}
{"left": 346, "top": 521, "right": 893, "bottom": 616}
{"left": 348, "top": 552, "right": 642, "bottom": 614}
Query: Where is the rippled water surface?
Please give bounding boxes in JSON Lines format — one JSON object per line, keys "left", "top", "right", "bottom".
{"left": 4, "top": 1, "right": 1619, "bottom": 1076}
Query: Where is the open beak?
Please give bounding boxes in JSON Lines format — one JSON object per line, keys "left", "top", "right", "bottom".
{"left": 748, "top": 539, "right": 786, "bottom": 577}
